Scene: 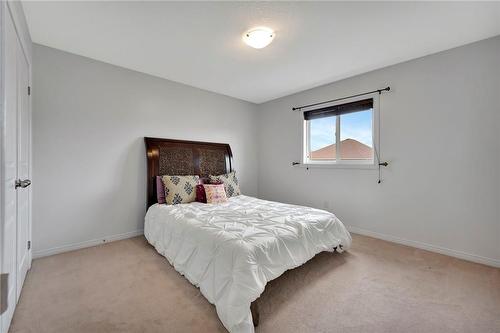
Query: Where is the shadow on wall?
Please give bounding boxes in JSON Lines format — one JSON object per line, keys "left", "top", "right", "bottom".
{"left": 110, "top": 137, "right": 148, "bottom": 231}
{"left": 78, "top": 137, "right": 147, "bottom": 237}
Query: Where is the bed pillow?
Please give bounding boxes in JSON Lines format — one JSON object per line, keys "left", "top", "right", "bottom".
{"left": 209, "top": 171, "right": 241, "bottom": 197}
{"left": 156, "top": 176, "right": 166, "bottom": 204}
{"left": 162, "top": 175, "right": 200, "bottom": 205}
{"left": 195, "top": 184, "right": 207, "bottom": 203}
{"left": 203, "top": 184, "right": 228, "bottom": 204}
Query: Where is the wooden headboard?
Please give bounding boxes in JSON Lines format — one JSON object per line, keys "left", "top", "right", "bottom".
{"left": 145, "top": 137, "right": 233, "bottom": 207}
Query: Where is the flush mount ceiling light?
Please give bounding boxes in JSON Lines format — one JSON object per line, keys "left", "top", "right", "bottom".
{"left": 243, "top": 27, "right": 275, "bottom": 49}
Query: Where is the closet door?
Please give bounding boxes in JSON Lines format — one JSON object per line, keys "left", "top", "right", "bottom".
{"left": 1, "top": 10, "right": 19, "bottom": 333}
{"left": 1, "top": 6, "right": 31, "bottom": 333}
{"left": 15, "top": 22, "right": 31, "bottom": 299}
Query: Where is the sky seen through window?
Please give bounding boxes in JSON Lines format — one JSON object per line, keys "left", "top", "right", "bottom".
{"left": 309, "top": 109, "right": 372, "bottom": 151}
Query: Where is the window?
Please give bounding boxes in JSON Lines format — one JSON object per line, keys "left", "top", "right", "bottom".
{"left": 303, "top": 96, "right": 376, "bottom": 166}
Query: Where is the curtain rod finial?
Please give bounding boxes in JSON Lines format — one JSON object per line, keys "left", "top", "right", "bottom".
{"left": 378, "top": 86, "right": 391, "bottom": 94}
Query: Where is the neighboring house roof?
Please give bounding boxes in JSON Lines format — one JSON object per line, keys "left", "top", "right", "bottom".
{"left": 310, "top": 138, "right": 373, "bottom": 159}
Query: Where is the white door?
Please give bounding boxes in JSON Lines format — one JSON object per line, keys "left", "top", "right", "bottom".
{"left": 1, "top": 11, "right": 20, "bottom": 333}
{"left": 15, "top": 21, "right": 31, "bottom": 299}
{"left": 0, "top": 8, "right": 31, "bottom": 333}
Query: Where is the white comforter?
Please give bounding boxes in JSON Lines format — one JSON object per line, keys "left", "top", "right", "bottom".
{"left": 144, "top": 195, "right": 351, "bottom": 333}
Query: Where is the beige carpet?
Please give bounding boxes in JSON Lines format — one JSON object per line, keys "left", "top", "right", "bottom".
{"left": 9, "top": 234, "right": 500, "bottom": 333}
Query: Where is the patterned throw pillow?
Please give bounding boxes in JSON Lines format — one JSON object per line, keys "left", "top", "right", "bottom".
{"left": 161, "top": 175, "right": 200, "bottom": 205}
{"left": 203, "top": 184, "right": 228, "bottom": 204}
{"left": 209, "top": 171, "right": 241, "bottom": 197}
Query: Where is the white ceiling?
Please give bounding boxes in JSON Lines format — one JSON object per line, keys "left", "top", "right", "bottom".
{"left": 23, "top": 1, "right": 500, "bottom": 104}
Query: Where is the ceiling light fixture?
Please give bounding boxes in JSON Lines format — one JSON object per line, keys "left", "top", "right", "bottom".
{"left": 243, "top": 27, "right": 275, "bottom": 49}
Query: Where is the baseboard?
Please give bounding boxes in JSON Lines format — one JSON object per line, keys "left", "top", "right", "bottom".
{"left": 347, "top": 226, "right": 500, "bottom": 268}
{"left": 33, "top": 229, "right": 144, "bottom": 259}
{"left": 31, "top": 226, "right": 500, "bottom": 267}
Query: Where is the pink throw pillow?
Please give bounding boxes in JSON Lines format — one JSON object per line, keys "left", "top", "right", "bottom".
{"left": 203, "top": 184, "right": 228, "bottom": 204}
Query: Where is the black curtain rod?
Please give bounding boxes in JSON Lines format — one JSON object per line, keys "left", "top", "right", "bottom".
{"left": 292, "top": 86, "right": 390, "bottom": 111}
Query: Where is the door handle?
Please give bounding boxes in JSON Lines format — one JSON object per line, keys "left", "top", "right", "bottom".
{"left": 15, "top": 179, "right": 31, "bottom": 189}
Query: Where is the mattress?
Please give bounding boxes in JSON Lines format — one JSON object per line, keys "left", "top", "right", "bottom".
{"left": 144, "top": 195, "right": 351, "bottom": 333}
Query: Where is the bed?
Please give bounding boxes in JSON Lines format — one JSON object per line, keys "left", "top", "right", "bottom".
{"left": 144, "top": 137, "right": 352, "bottom": 333}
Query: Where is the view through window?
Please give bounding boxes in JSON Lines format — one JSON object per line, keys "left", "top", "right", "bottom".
{"left": 306, "top": 100, "right": 374, "bottom": 163}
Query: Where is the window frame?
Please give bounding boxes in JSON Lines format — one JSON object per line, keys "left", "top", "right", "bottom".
{"left": 302, "top": 93, "right": 379, "bottom": 169}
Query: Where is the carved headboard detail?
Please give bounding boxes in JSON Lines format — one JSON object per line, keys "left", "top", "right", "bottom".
{"left": 145, "top": 137, "right": 233, "bottom": 207}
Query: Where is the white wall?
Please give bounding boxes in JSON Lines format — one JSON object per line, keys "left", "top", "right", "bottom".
{"left": 34, "top": 37, "right": 500, "bottom": 266}
{"left": 257, "top": 36, "right": 500, "bottom": 266}
{"left": 32, "top": 44, "right": 258, "bottom": 256}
